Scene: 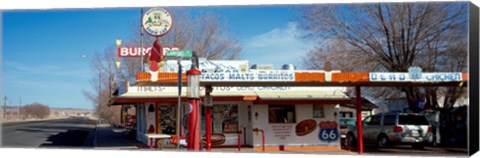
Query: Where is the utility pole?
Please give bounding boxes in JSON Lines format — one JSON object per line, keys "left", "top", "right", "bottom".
{"left": 3, "top": 96, "right": 7, "bottom": 119}
{"left": 9, "top": 99, "right": 12, "bottom": 119}
{"left": 19, "top": 97, "right": 22, "bottom": 119}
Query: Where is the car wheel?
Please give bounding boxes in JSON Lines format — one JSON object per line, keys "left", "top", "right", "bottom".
{"left": 377, "top": 135, "right": 390, "bottom": 148}
{"left": 412, "top": 143, "right": 424, "bottom": 149}
{"left": 347, "top": 133, "right": 357, "bottom": 147}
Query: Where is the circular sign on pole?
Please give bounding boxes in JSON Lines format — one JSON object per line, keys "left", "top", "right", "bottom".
{"left": 142, "top": 8, "right": 173, "bottom": 37}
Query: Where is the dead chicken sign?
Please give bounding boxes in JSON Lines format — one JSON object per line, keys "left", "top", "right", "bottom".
{"left": 142, "top": 8, "right": 173, "bottom": 36}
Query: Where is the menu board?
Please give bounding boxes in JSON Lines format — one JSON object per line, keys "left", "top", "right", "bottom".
{"left": 223, "top": 122, "right": 238, "bottom": 133}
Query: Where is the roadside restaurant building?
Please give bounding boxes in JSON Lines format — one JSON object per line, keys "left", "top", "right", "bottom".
{"left": 111, "top": 59, "right": 352, "bottom": 151}
{"left": 109, "top": 58, "right": 468, "bottom": 153}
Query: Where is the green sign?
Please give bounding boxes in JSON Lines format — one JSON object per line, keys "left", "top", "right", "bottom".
{"left": 166, "top": 50, "right": 193, "bottom": 57}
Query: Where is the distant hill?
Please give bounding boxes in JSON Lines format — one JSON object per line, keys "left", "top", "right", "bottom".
{"left": 1, "top": 106, "right": 94, "bottom": 116}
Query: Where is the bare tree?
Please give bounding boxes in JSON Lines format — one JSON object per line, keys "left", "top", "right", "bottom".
{"left": 298, "top": 2, "right": 468, "bottom": 111}
{"left": 83, "top": 8, "right": 243, "bottom": 123}
{"left": 20, "top": 103, "right": 50, "bottom": 119}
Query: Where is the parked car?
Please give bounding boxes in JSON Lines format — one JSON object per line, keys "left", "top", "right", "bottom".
{"left": 346, "top": 113, "right": 433, "bottom": 149}
{"left": 339, "top": 118, "right": 356, "bottom": 138}
{"left": 125, "top": 115, "right": 137, "bottom": 139}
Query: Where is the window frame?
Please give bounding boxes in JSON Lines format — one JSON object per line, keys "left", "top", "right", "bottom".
{"left": 368, "top": 115, "right": 382, "bottom": 125}
{"left": 268, "top": 105, "right": 296, "bottom": 124}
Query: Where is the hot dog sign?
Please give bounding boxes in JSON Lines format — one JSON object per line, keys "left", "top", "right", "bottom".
{"left": 318, "top": 121, "right": 339, "bottom": 142}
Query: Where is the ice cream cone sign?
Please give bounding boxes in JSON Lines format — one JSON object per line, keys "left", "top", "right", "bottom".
{"left": 148, "top": 38, "right": 164, "bottom": 81}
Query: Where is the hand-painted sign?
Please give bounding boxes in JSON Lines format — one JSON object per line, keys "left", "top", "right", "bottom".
{"left": 318, "top": 121, "right": 339, "bottom": 142}
{"left": 201, "top": 72, "right": 295, "bottom": 82}
{"left": 128, "top": 86, "right": 343, "bottom": 93}
{"left": 272, "top": 124, "right": 293, "bottom": 140}
{"left": 369, "top": 72, "right": 462, "bottom": 82}
{"left": 142, "top": 8, "right": 173, "bottom": 36}
{"left": 119, "top": 46, "right": 180, "bottom": 57}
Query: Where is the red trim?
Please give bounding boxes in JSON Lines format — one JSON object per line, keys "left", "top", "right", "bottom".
{"left": 114, "top": 98, "right": 189, "bottom": 104}
{"left": 187, "top": 69, "right": 202, "bottom": 75}
{"left": 253, "top": 99, "right": 353, "bottom": 105}
{"left": 113, "top": 97, "right": 352, "bottom": 106}
{"left": 113, "top": 96, "right": 255, "bottom": 105}
{"left": 155, "top": 104, "right": 159, "bottom": 134}
{"left": 211, "top": 145, "right": 253, "bottom": 148}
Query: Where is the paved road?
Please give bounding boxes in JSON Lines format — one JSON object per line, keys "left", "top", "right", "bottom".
{"left": 1, "top": 117, "right": 96, "bottom": 148}
{"left": 345, "top": 144, "right": 468, "bottom": 156}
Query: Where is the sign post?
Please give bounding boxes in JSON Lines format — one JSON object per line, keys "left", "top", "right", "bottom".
{"left": 176, "top": 56, "right": 182, "bottom": 150}
{"left": 141, "top": 7, "right": 176, "bottom": 149}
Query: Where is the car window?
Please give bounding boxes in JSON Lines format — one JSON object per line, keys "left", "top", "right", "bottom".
{"left": 383, "top": 115, "right": 396, "bottom": 125}
{"left": 368, "top": 115, "right": 382, "bottom": 125}
{"left": 398, "top": 115, "right": 430, "bottom": 125}
{"left": 346, "top": 120, "right": 356, "bottom": 126}
{"left": 340, "top": 120, "right": 356, "bottom": 126}
{"left": 363, "top": 116, "right": 371, "bottom": 124}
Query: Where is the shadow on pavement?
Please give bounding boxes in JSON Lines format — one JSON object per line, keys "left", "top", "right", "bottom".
{"left": 95, "top": 126, "right": 144, "bottom": 148}
{"left": 39, "top": 130, "right": 92, "bottom": 148}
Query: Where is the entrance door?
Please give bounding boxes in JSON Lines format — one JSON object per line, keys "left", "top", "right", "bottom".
{"left": 157, "top": 104, "right": 177, "bottom": 135}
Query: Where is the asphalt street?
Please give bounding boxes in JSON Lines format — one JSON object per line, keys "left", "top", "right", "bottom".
{"left": 345, "top": 144, "right": 469, "bottom": 156}
{"left": 1, "top": 117, "right": 96, "bottom": 148}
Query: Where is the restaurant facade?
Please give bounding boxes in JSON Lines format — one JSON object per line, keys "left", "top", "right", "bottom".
{"left": 111, "top": 58, "right": 351, "bottom": 151}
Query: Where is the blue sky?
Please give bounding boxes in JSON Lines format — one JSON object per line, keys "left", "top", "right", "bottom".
{"left": 1, "top": 6, "right": 315, "bottom": 109}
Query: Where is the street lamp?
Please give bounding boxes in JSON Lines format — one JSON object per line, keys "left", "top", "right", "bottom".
{"left": 186, "top": 67, "right": 201, "bottom": 151}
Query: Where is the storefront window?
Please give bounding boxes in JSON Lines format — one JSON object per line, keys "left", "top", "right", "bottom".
{"left": 158, "top": 105, "right": 177, "bottom": 134}
{"left": 268, "top": 105, "right": 296, "bottom": 123}
{"left": 313, "top": 105, "right": 325, "bottom": 118}
{"left": 212, "top": 104, "right": 238, "bottom": 133}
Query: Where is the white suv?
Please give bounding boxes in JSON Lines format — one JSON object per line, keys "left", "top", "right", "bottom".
{"left": 346, "top": 113, "right": 433, "bottom": 149}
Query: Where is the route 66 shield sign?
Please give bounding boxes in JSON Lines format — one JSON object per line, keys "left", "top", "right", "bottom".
{"left": 318, "top": 121, "right": 339, "bottom": 142}
{"left": 318, "top": 128, "right": 339, "bottom": 142}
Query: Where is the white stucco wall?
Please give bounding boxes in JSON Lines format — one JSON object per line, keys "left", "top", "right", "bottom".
{"left": 252, "top": 104, "right": 340, "bottom": 148}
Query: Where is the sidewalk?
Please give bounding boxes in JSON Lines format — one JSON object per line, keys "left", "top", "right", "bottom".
{"left": 206, "top": 148, "right": 356, "bottom": 155}
{"left": 91, "top": 125, "right": 356, "bottom": 155}
{"left": 93, "top": 124, "right": 145, "bottom": 150}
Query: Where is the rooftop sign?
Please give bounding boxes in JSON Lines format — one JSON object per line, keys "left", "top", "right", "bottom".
{"left": 142, "top": 8, "right": 173, "bottom": 36}
{"left": 369, "top": 72, "right": 463, "bottom": 82}
{"left": 119, "top": 46, "right": 180, "bottom": 57}
{"left": 201, "top": 71, "right": 295, "bottom": 82}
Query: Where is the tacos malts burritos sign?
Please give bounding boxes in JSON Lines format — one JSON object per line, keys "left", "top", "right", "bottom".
{"left": 142, "top": 8, "right": 173, "bottom": 36}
